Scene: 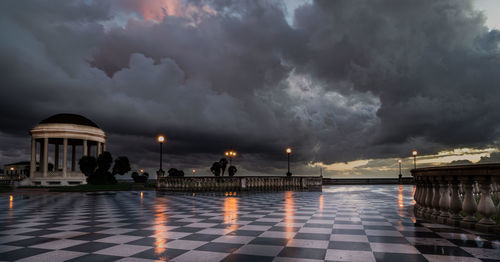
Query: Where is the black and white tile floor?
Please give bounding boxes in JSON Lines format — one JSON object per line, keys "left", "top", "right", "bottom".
{"left": 1, "top": 185, "right": 499, "bottom": 261}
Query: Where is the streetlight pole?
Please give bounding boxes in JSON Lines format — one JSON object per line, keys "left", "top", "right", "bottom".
{"left": 157, "top": 135, "right": 165, "bottom": 176}
{"left": 412, "top": 150, "right": 418, "bottom": 169}
{"left": 286, "top": 148, "right": 292, "bottom": 176}
{"left": 398, "top": 159, "right": 402, "bottom": 175}
{"left": 225, "top": 150, "right": 236, "bottom": 166}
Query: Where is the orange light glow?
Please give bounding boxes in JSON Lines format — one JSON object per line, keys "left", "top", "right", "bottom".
{"left": 140, "top": 169, "right": 144, "bottom": 173}
{"left": 286, "top": 148, "right": 292, "bottom": 154}
{"left": 9, "top": 167, "right": 14, "bottom": 171}
{"left": 157, "top": 135, "right": 165, "bottom": 143}
{"left": 223, "top": 197, "right": 238, "bottom": 224}
{"left": 9, "top": 195, "right": 13, "bottom": 210}
{"left": 153, "top": 198, "right": 168, "bottom": 255}
{"left": 398, "top": 185, "right": 404, "bottom": 209}
{"left": 319, "top": 194, "right": 324, "bottom": 213}
{"left": 284, "top": 191, "right": 295, "bottom": 235}
{"left": 412, "top": 150, "right": 418, "bottom": 156}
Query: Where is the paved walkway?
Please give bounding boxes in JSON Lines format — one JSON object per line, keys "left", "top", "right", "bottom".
{"left": 0, "top": 185, "right": 499, "bottom": 261}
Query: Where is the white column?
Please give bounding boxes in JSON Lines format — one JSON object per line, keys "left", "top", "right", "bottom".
{"left": 97, "top": 142, "right": 102, "bottom": 155}
{"left": 43, "top": 137, "right": 48, "bottom": 177}
{"left": 54, "top": 142, "right": 59, "bottom": 171}
{"left": 30, "top": 137, "right": 36, "bottom": 177}
{"left": 72, "top": 144, "right": 76, "bottom": 171}
{"left": 83, "top": 139, "right": 88, "bottom": 156}
{"left": 62, "top": 138, "right": 68, "bottom": 177}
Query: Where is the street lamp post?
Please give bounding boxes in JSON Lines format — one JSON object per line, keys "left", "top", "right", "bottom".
{"left": 9, "top": 167, "right": 14, "bottom": 185}
{"left": 398, "top": 159, "right": 402, "bottom": 183}
{"left": 286, "top": 148, "right": 292, "bottom": 176}
{"left": 225, "top": 150, "right": 236, "bottom": 166}
{"left": 157, "top": 135, "right": 165, "bottom": 177}
{"left": 412, "top": 150, "right": 418, "bottom": 169}
{"left": 192, "top": 169, "right": 196, "bottom": 176}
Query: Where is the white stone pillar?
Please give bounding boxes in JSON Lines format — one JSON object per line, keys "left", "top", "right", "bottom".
{"left": 54, "top": 142, "right": 59, "bottom": 171}
{"left": 30, "top": 137, "right": 36, "bottom": 177}
{"left": 83, "top": 140, "right": 88, "bottom": 156}
{"left": 72, "top": 144, "right": 76, "bottom": 171}
{"left": 43, "top": 137, "right": 48, "bottom": 177}
{"left": 62, "top": 138, "right": 68, "bottom": 177}
{"left": 97, "top": 142, "right": 102, "bottom": 155}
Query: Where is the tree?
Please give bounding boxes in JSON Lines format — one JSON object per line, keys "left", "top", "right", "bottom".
{"left": 228, "top": 166, "right": 237, "bottom": 177}
{"left": 79, "top": 156, "right": 97, "bottom": 177}
{"left": 112, "top": 156, "right": 131, "bottom": 176}
{"left": 210, "top": 162, "right": 221, "bottom": 176}
{"left": 132, "top": 171, "right": 149, "bottom": 183}
{"left": 168, "top": 168, "right": 184, "bottom": 177}
{"left": 219, "top": 158, "right": 228, "bottom": 176}
{"left": 97, "top": 151, "right": 113, "bottom": 172}
{"left": 79, "top": 151, "right": 130, "bottom": 185}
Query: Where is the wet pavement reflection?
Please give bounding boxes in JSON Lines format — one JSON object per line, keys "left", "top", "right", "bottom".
{"left": 0, "top": 185, "right": 498, "bottom": 261}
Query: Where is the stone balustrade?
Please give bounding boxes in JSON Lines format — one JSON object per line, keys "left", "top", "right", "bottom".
{"left": 412, "top": 164, "right": 500, "bottom": 233}
{"left": 157, "top": 176, "right": 323, "bottom": 192}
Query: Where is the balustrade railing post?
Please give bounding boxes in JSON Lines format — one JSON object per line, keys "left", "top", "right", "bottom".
{"left": 448, "top": 176, "right": 462, "bottom": 226}
{"left": 459, "top": 176, "right": 478, "bottom": 228}
{"left": 438, "top": 175, "right": 450, "bottom": 224}
{"left": 476, "top": 175, "right": 496, "bottom": 231}
{"left": 424, "top": 176, "right": 434, "bottom": 218}
{"left": 413, "top": 176, "right": 422, "bottom": 211}
{"left": 431, "top": 176, "right": 441, "bottom": 219}
{"left": 417, "top": 177, "right": 426, "bottom": 216}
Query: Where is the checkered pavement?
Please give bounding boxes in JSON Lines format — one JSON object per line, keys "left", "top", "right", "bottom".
{"left": 1, "top": 185, "right": 499, "bottom": 261}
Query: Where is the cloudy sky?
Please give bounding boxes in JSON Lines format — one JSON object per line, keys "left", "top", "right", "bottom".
{"left": 1, "top": 0, "right": 500, "bottom": 178}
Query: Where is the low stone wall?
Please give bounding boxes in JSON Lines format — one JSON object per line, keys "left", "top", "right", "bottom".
{"left": 323, "top": 177, "right": 414, "bottom": 185}
{"left": 411, "top": 164, "right": 500, "bottom": 234}
{"left": 157, "top": 176, "right": 323, "bottom": 192}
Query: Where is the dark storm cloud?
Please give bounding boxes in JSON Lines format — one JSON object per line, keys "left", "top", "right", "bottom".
{"left": 0, "top": 0, "right": 499, "bottom": 174}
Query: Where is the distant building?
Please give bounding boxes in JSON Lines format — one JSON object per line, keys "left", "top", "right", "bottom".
{"left": 3, "top": 161, "right": 39, "bottom": 178}
{"left": 28, "top": 113, "right": 106, "bottom": 186}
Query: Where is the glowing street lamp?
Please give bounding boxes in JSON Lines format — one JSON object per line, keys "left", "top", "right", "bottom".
{"left": 412, "top": 150, "right": 418, "bottom": 169}
{"left": 192, "top": 169, "right": 196, "bottom": 176}
{"left": 157, "top": 135, "right": 165, "bottom": 173}
{"left": 398, "top": 159, "right": 402, "bottom": 175}
{"left": 225, "top": 150, "right": 237, "bottom": 166}
{"left": 286, "top": 148, "right": 292, "bottom": 177}
{"left": 9, "top": 167, "right": 14, "bottom": 184}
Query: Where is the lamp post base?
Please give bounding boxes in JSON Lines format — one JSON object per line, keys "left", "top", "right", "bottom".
{"left": 157, "top": 169, "right": 165, "bottom": 178}
{"left": 286, "top": 172, "right": 292, "bottom": 177}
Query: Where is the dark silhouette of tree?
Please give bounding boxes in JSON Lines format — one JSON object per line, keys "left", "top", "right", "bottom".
{"left": 228, "top": 165, "right": 237, "bottom": 177}
{"left": 112, "top": 156, "right": 131, "bottom": 176}
{"left": 210, "top": 162, "right": 221, "bottom": 176}
{"left": 79, "top": 151, "right": 130, "bottom": 185}
{"left": 79, "top": 156, "right": 97, "bottom": 177}
{"left": 219, "top": 158, "right": 228, "bottom": 176}
{"left": 132, "top": 171, "right": 149, "bottom": 183}
{"left": 97, "top": 152, "right": 113, "bottom": 171}
{"left": 168, "top": 168, "right": 185, "bottom": 177}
